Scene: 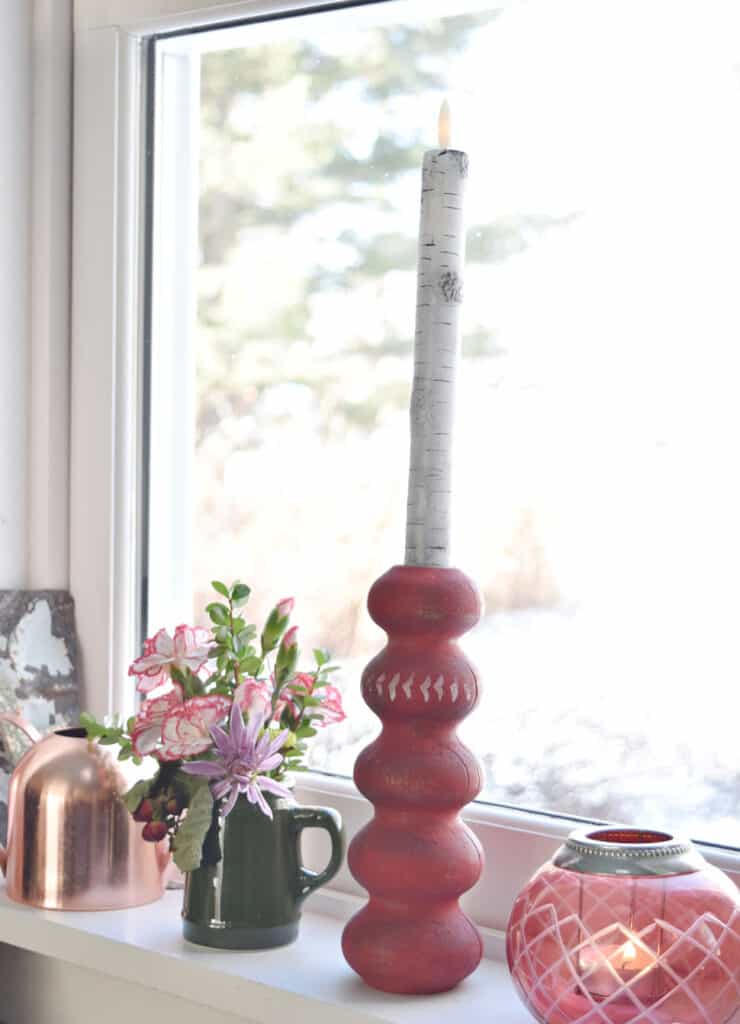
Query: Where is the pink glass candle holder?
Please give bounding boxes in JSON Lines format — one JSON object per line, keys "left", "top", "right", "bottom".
{"left": 506, "top": 827, "right": 740, "bottom": 1024}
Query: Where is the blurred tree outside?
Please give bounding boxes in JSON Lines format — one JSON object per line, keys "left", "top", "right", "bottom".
{"left": 195, "top": 9, "right": 565, "bottom": 633}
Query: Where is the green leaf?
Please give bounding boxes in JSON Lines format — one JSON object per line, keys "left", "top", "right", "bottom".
{"left": 296, "top": 725, "right": 318, "bottom": 739}
{"left": 206, "top": 602, "right": 230, "bottom": 625}
{"left": 79, "top": 712, "right": 109, "bottom": 739}
{"left": 174, "top": 768, "right": 210, "bottom": 801}
{"left": 313, "top": 648, "right": 330, "bottom": 666}
{"left": 122, "top": 779, "right": 152, "bottom": 813}
{"left": 231, "top": 583, "right": 251, "bottom": 606}
{"left": 241, "top": 655, "right": 262, "bottom": 675}
{"left": 172, "top": 783, "right": 214, "bottom": 873}
{"left": 211, "top": 580, "right": 230, "bottom": 598}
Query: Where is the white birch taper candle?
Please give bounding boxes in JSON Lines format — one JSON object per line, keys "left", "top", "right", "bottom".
{"left": 405, "top": 102, "right": 469, "bottom": 567}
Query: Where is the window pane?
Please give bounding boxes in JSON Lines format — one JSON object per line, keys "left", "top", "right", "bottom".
{"left": 148, "top": 0, "right": 740, "bottom": 847}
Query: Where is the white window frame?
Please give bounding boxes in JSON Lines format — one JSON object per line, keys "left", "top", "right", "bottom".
{"left": 70, "top": 0, "right": 740, "bottom": 940}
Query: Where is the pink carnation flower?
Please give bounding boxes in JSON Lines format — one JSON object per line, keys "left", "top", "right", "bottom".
{"left": 315, "top": 683, "right": 346, "bottom": 726}
{"left": 159, "top": 695, "right": 231, "bottom": 760}
{"left": 276, "top": 597, "right": 295, "bottom": 618}
{"left": 130, "top": 684, "right": 184, "bottom": 758}
{"left": 129, "top": 625, "right": 211, "bottom": 694}
{"left": 235, "top": 677, "right": 272, "bottom": 717}
{"left": 273, "top": 672, "right": 313, "bottom": 724}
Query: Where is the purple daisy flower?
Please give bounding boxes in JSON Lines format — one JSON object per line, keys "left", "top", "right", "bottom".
{"left": 182, "top": 700, "right": 292, "bottom": 818}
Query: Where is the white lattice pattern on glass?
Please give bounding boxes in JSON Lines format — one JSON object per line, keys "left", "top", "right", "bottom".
{"left": 507, "top": 865, "right": 740, "bottom": 1024}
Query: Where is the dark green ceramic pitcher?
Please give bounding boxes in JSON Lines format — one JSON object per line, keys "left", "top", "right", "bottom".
{"left": 182, "top": 791, "right": 344, "bottom": 948}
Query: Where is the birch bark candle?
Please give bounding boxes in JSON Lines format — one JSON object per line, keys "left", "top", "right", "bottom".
{"left": 405, "top": 101, "right": 469, "bottom": 568}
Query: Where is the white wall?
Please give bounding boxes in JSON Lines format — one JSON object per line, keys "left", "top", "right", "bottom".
{"left": 0, "top": 0, "right": 72, "bottom": 591}
{"left": 0, "top": 0, "right": 32, "bottom": 588}
{"left": 28, "top": 0, "right": 72, "bottom": 589}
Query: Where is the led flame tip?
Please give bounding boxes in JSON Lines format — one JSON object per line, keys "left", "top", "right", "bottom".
{"left": 438, "top": 99, "right": 451, "bottom": 148}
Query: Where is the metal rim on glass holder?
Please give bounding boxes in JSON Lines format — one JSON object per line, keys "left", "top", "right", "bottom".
{"left": 552, "top": 826, "right": 706, "bottom": 877}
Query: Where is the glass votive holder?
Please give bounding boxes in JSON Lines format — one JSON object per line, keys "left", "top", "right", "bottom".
{"left": 506, "top": 827, "right": 740, "bottom": 1024}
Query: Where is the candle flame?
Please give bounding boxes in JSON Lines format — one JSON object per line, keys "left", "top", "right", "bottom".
{"left": 438, "top": 99, "right": 451, "bottom": 148}
{"left": 621, "top": 941, "right": 637, "bottom": 965}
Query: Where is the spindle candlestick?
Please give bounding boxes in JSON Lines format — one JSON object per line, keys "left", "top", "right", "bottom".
{"left": 341, "top": 565, "right": 484, "bottom": 994}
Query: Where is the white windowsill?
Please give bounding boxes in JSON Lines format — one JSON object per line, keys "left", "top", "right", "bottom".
{"left": 0, "top": 885, "right": 529, "bottom": 1023}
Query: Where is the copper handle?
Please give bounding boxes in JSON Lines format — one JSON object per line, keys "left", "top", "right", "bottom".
{"left": 0, "top": 712, "right": 41, "bottom": 875}
{"left": 0, "top": 712, "right": 42, "bottom": 746}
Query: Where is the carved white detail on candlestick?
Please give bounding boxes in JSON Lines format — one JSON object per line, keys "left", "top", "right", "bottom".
{"left": 364, "top": 669, "right": 485, "bottom": 709}
{"left": 404, "top": 143, "right": 468, "bottom": 568}
{"left": 388, "top": 673, "right": 400, "bottom": 701}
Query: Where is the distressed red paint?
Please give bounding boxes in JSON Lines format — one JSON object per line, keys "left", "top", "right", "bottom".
{"left": 341, "top": 564, "right": 485, "bottom": 994}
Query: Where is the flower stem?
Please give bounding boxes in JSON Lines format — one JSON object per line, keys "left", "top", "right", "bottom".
{"left": 228, "top": 596, "right": 241, "bottom": 693}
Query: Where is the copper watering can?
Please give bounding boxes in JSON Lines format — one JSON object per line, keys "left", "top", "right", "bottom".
{"left": 0, "top": 713, "right": 168, "bottom": 910}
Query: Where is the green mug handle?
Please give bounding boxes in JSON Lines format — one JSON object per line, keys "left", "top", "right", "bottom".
{"left": 289, "top": 805, "right": 345, "bottom": 902}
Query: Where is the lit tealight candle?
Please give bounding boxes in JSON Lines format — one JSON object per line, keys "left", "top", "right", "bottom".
{"left": 579, "top": 938, "right": 657, "bottom": 1002}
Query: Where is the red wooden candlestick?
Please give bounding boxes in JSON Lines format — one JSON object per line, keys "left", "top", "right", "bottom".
{"left": 341, "top": 564, "right": 484, "bottom": 994}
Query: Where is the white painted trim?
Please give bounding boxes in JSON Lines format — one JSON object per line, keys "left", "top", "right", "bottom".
{"left": 74, "top": 0, "right": 499, "bottom": 36}
{"left": 74, "top": 0, "right": 379, "bottom": 36}
{"left": 28, "top": 0, "right": 73, "bottom": 590}
{"left": 0, "top": 1, "right": 32, "bottom": 589}
{"left": 2, "top": 947, "right": 250, "bottom": 1024}
{"left": 145, "top": 41, "right": 200, "bottom": 640}
{"left": 70, "top": 25, "right": 148, "bottom": 717}
{"left": 0, "top": 887, "right": 527, "bottom": 1022}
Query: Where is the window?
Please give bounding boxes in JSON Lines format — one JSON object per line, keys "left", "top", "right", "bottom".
{"left": 144, "top": 0, "right": 740, "bottom": 850}
{"left": 71, "top": 0, "right": 740, "bottom": 933}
